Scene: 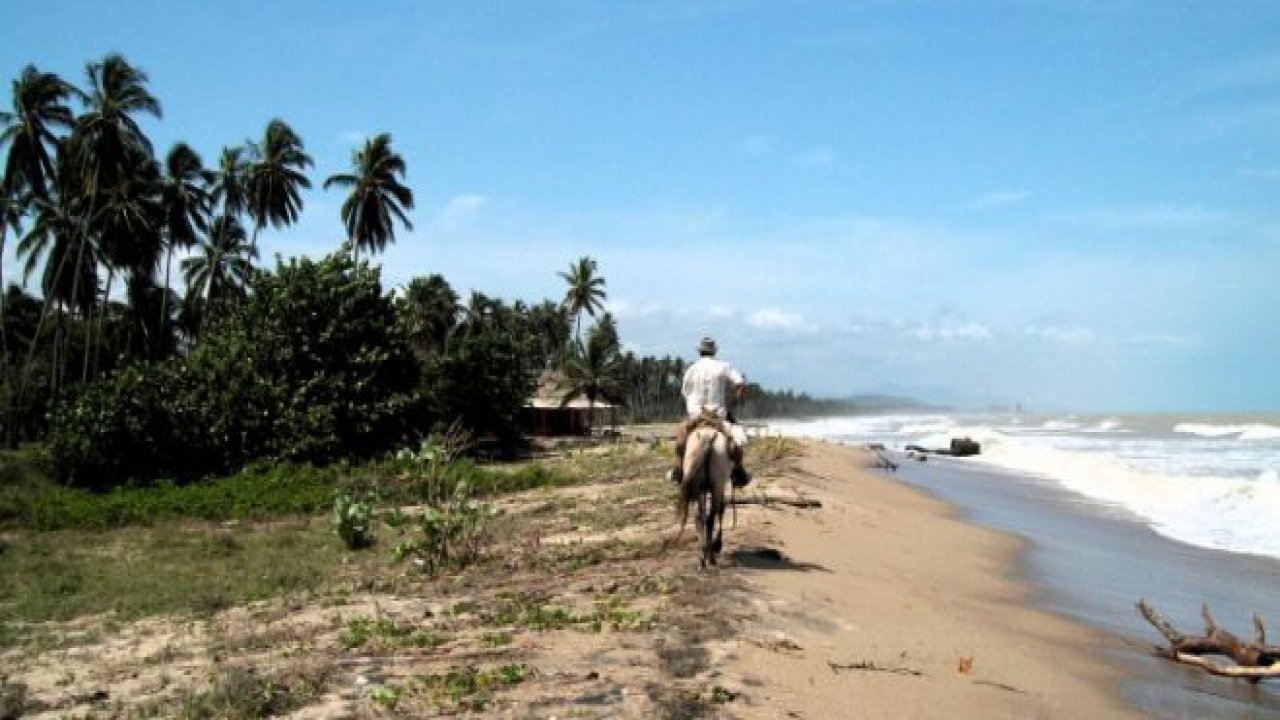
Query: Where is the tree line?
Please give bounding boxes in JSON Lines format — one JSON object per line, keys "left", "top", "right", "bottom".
{"left": 0, "top": 53, "right": 854, "bottom": 489}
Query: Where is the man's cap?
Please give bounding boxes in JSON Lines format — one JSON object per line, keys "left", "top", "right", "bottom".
{"left": 698, "top": 336, "right": 717, "bottom": 354}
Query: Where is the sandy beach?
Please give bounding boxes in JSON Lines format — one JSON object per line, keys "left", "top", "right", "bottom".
{"left": 1, "top": 436, "right": 1151, "bottom": 718}
{"left": 716, "top": 439, "right": 1139, "bottom": 719}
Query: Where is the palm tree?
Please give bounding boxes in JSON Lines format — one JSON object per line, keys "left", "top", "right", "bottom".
{"left": 560, "top": 317, "right": 627, "bottom": 435}
{"left": 527, "top": 300, "right": 570, "bottom": 369}
{"left": 559, "top": 256, "right": 607, "bottom": 342}
{"left": 401, "top": 274, "right": 458, "bottom": 356}
{"left": 324, "top": 133, "right": 414, "bottom": 262}
{"left": 183, "top": 214, "right": 256, "bottom": 323}
{"left": 1, "top": 65, "right": 77, "bottom": 424}
{"left": 245, "top": 119, "right": 311, "bottom": 253}
{"left": 209, "top": 145, "right": 248, "bottom": 219}
{"left": 158, "top": 142, "right": 209, "bottom": 353}
{"left": 71, "top": 54, "right": 159, "bottom": 182}
{"left": 68, "top": 54, "right": 161, "bottom": 377}
{"left": 90, "top": 156, "right": 163, "bottom": 376}
{"left": 201, "top": 145, "right": 249, "bottom": 310}
{"left": 17, "top": 190, "right": 99, "bottom": 392}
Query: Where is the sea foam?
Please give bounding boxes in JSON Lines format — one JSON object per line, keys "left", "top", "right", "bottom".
{"left": 768, "top": 412, "right": 1280, "bottom": 561}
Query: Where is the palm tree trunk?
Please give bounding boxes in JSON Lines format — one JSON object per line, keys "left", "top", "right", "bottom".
{"left": 159, "top": 243, "right": 173, "bottom": 358}
{"left": 0, "top": 223, "right": 13, "bottom": 447}
{"left": 200, "top": 225, "right": 229, "bottom": 337}
{"left": 88, "top": 269, "right": 113, "bottom": 380}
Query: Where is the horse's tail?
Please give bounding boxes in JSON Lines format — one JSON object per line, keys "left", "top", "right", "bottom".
{"left": 675, "top": 428, "right": 714, "bottom": 528}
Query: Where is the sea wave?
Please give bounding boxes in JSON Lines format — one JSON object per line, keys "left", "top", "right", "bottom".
{"left": 1174, "top": 422, "right": 1280, "bottom": 441}
{"left": 767, "top": 414, "right": 1280, "bottom": 560}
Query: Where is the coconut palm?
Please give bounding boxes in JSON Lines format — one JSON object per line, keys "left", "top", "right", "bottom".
{"left": 17, "top": 190, "right": 99, "bottom": 392}
{"left": 0, "top": 65, "right": 77, "bottom": 203}
{"left": 245, "top": 119, "right": 311, "bottom": 252}
{"left": 89, "top": 156, "right": 163, "bottom": 376}
{"left": 67, "top": 54, "right": 161, "bottom": 377}
{"left": 401, "top": 274, "right": 458, "bottom": 356}
{"left": 1, "top": 66, "right": 77, "bottom": 414}
{"left": 157, "top": 142, "right": 209, "bottom": 352}
{"left": 560, "top": 317, "right": 627, "bottom": 434}
{"left": 324, "top": 133, "right": 414, "bottom": 262}
{"left": 182, "top": 214, "right": 256, "bottom": 318}
{"left": 209, "top": 145, "right": 248, "bottom": 219}
{"left": 559, "top": 256, "right": 607, "bottom": 343}
{"left": 70, "top": 54, "right": 160, "bottom": 191}
{"left": 527, "top": 300, "right": 570, "bottom": 369}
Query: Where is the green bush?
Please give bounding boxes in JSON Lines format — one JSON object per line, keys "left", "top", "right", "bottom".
{"left": 333, "top": 490, "right": 376, "bottom": 550}
{"left": 48, "top": 253, "right": 422, "bottom": 488}
{"left": 388, "top": 436, "right": 496, "bottom": 575}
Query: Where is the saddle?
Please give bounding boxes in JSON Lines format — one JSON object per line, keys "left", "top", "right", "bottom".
{"left": 683, "top": 410, "right": 741, "bottom": 458}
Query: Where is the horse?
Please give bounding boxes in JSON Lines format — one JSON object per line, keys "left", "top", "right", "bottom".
{"left": 673, "top": 423, "right": 732, "bottom": 569}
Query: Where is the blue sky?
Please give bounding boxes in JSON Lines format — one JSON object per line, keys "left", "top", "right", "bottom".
{"left": 4, "top": 1, "right": 1279, "bottom": 412}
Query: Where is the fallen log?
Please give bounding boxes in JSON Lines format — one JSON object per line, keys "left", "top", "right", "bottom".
{"left": 1137, "top": 599, "right": 1280, "bottom": 681}
{"left": 730, "top": 495, "right": 822, "bottom": 509}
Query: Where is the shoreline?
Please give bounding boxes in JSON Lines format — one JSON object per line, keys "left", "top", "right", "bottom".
{"left": 722, "top": 438, "right": 1139, "bottom": 718}
{"left": 883, "top": 446, "right": 1280, "bottom": 718}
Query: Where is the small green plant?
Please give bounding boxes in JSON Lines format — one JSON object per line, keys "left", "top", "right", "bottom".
{"left": 480, "top": 631, "right": 512, "bottom": 648}
{"left": 369, "top": 684, "right": 401, "bottom": 709}
{"left": 333, "top": 491, "right": 375, "bottom": 550}
{"left": 390, "top": 429, "right": 496, "bottom": 575}
{"left": 709, "top": 684, "right": 737, "bottom": 704}
{"left": 414, "top": 663, "right": 530, "bottom": 712}
{"left": 342, "top": 616, "right": 443, "bottom": 651}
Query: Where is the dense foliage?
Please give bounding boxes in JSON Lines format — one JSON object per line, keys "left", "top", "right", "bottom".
{"left": 49, "top": 254, "right": 420, "bottom": 486}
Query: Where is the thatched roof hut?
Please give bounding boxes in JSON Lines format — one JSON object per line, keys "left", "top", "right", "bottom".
{"left": 525, "top": 370, "right": 616, "bottom": 436}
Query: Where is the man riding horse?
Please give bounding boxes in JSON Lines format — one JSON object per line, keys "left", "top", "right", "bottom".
{"left": 669, "top": 336, "right": 752, "bottom": 488}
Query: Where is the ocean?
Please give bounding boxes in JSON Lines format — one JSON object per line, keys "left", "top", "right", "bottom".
{"left": 763, "top": 411, "right": 1280, "bottom": 717}
{"left": 765, "top": 412, "right": 1280, "bottom": 561}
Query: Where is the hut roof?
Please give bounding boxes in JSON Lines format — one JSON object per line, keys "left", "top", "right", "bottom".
{"left": 527, "top": 370, "right": 616, "bottom": 410}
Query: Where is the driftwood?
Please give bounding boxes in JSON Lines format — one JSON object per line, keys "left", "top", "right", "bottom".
{"left": 828, "top": 660, "right": 923, "bottom": 676}
{"left": 730, "top": 495, "right": 822, "bottom": 509}
{"left": 1137, "top": 599, "right": 1280, "bottom": 681}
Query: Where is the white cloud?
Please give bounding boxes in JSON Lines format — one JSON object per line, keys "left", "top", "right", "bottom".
{"left": 1124, "top": 333, "right": 1200, "bottom": 347}
{"left": 911, "top": 322, "right": 998, "bottom": 340}
{"left": 432, "top": 194, "right": 487, "bottom": 228}
{"left": 606, "top": 298, "right": 666, "bottom": 318}
{"left": 1025, "top": 325, "right": 1096, "bottom": 346}
{"left": 746, "top": 308, "right": 815, "bottom": 332}
{"left": 1058, "top": 204, "right": 1229, "bottom": 232}
{"left": 966, "top": 190, "right": 1029, "bottom": 211}
{"left": 912, "top": 323, "right": 992, "bottom": 342}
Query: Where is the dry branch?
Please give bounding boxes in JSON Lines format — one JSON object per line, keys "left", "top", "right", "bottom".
{"left": 1137, "top": 599, "right": 1280, "bottom": 681}
{"left": 730, "top": 495, "right": 822, "bottom": 509}
{"left": 827, "top": 660, "right": 923, "bottom": 676}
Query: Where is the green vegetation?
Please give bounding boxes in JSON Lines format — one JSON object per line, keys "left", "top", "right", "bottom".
{"left": 0, "top": 519, "right": 342, "bottom": 629}
{"left": 491, "top": 593, "right": 655, "bottom": 633}
{"left": 407, "top": 663, "right": 531, "bottom": 712}
{"left": 178, "top": 662, "right": 331, "bottom": 720}
{"left": 340, "top": 615, "right": 445, "bottom": 651}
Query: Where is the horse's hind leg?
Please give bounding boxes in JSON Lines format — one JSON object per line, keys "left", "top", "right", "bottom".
{"left": 704, "top": 495, "right": 720, "bottom": 567}
{"left": 696, "top": 493, "right": 709, "bottom": 570}
{"left": 709, "top": 502, "right": 725, "bottom": 563}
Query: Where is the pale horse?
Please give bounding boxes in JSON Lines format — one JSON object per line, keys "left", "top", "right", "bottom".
{"left": 672, "top": 423, "right": 732, "bottom": 569}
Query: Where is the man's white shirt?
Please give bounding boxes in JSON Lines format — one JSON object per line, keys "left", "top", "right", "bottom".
{"left": 682, "top": 357, "right": 745, "bottom": 419}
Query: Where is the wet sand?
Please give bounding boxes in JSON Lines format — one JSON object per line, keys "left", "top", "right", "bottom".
{"left": 891, "top": 451, "right": 1280, "bottom": 718}
{"left": 719, "top": 439, "right": 1139, "bottom": 718}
